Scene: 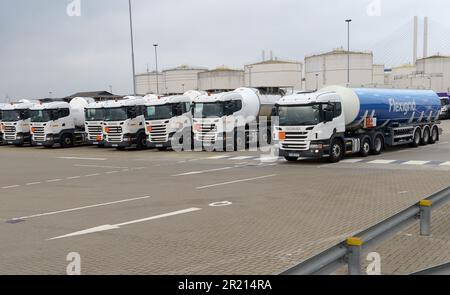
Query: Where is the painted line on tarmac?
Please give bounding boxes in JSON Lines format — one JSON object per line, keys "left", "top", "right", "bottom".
{"left": 173, "top": 166, "right": 233, "bottom": 176}
{"left": 47, "top": 207, "right": 201, "bottom": 241}
{"left": 440, "top": 161, "right": 450, "bottom": 166}
{"left": 57, "top": 157, "right": 107, "bottom": 161}
{"left": 196, "top": 174, "right": 277, "bottom": 190}
{"left": 367, "top": 159, "right": 397, "bottom": 164}
{"left": 1, "top": 185, "right": 20, "bottom": 189}
{"left": 9, "top": 196, "right": 152, "bottom": 221}
{"left": 74, "top": 164, "right": 129, "bottom": 169}
{"left": 402, "top": 160, "right": 430, "bottom": 165}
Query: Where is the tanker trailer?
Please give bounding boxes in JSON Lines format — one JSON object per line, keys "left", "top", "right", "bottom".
{"left": 30, "top": 97, "right": 94, "bottom": 148}
{"left": 192, "top": 87, "right": 281, "bottom": 151}
{"left": 274, "top": 86, "right": 441, "bottom": 163}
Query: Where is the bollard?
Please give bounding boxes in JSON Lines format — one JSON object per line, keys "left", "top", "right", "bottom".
{"left": 419, "top": 200, "right": 432, "bottom": 236}
{"left": 347, "top": 237, "right": 363, "bottom": 275}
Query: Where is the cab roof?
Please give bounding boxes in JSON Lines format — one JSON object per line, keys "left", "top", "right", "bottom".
{"left": 144, "top": 95, "right": 191, "bottom": 106}
{"left": 30, "top": 102, "right": 70, "bottom": 110}
{"left": 193, "top": 91, "right": 242, "bottom": 103}
{"left": 276, "top": 91, "right": 340, "bottom": 105}
{"left": 1, "top": 102, "right": 37, "bottom": 110}
{"left": 103, "top": 97, "right": 146, "bottom": 108}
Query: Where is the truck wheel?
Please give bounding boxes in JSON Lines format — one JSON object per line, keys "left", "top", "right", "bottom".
{"left": 136, "top": 134, "right": 147, "bottom": 150}
{"left": 328, "top": 140, "right": 343, "bottom": 163}
{"left": 61, "top": 134, "right": 74, "bottom": 148}
{"left": 284, "top": 156, "right": 298, "bottom": 162}
{"left": 370, "top": 135, "right": 383, "bottom": 155}
{"left": 360, "top": 138, "right": 371, "bottom": 157}
{"left": 116, "top": 147, "right": 126, "bottom": 151}
{"left": 157, "top": 147, "right": 168, "bottom": 151}
{"left": 410, "top": 128, "right": 421, "bottom": 148}
{"left": 421, "top": 128, "right": 430, "bottom": 145}
{"left": 429, "top": 126, "right": 439, "bottom": 144}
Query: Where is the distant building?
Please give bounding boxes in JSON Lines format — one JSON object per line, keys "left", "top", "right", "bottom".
{"left": 163, "top": 65, "right": 207, "bottom": 95}
{"left": 198, "top": 67, "right": 244, "bottom": 92}
{"left": 136, "top": 71, "right": 163, "bottom": 95}
{"left": 305, "top": 48, "right": 374, "bottom": 90}
{"left": 244, "top": 59, "right": 303, "bottom": 90}
{"left": 64, "top": 91, "right": 121, "bottom": 102}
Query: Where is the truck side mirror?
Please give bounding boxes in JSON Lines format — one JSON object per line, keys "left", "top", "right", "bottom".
{"left": 324, "top": 110, "right": 333, "bottom": 122}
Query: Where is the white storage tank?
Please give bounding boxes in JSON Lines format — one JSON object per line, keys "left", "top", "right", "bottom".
{"left": 163, "top": 65, "right": 207, "bottom": 95}
{"left": 305, "top": 48, "right": 373, "bottom": 90}
{"left": 136, "top": 71, "right": 164, "bottom": 95}
{"left": 416, "top": 55, "right": 450, "bottom": 93}
{"left": 244, "top": 59, "right": 303, "bottom": 90}
{"left": 198, "top": 67, "right": 244, "bottom": 92}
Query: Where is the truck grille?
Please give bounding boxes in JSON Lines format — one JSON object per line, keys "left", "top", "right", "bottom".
{"left": 3, "top": 126, "right": 16, "bottom": 140}
{"left": 87, "top": 125, "right": 103, "bottom": 141}
{"left": 195, "top": 124, "right": 217, "bottom": 142}
{"left": 149, "top": 124, "right": 168, "bottom": 143}
{"left": 281, "top": 131, "right": 310, "bottom": 151}
{"left": 106, "top": 126, "right": 122, "bottom": 134}
{"left": 105, "top": 126, "right": 123, "bottom": 143}
{"left": 32, "top": 127, "right": 45, "bottom": 142}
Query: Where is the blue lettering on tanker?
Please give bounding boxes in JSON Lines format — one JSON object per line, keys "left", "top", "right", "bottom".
{"left": 352, "top": 88, "right": 441, "bottom": 126}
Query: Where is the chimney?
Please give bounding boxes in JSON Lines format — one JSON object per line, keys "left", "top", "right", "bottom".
{"left": 423, "top": 16, "right": 429, "bottom": 58}
{"left": 413, "top": 16, "right": 418, "bottom": 64}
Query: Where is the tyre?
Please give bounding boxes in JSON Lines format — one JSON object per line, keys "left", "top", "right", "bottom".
{"left": 116, "top": 146, "right": 126, "bottom": 151}
{"left": 284, "top": 156, "right": 298, "bottom": 162}
{"left": 429, "top": 126, "right": 439, "bottom": 144}
{"left": 370, "top": 135, "right": 383, "bottom": 155}
{"left": 359, "top": 138, "right": 371, "bottom": 157}
{"left": 328, "top": 139, "right": 343, "bottom": 163}
{"left": 136, "top": 133, "right": 147, "bottom": 150}
{"left": 410, "top": 128, "right": 421, "bottom": 148}
{"left": 157, "top": 147, "right": 168, "bottom": 151}
{"left": 60, "top": 134, "right": 74, "bottom": 148}
{"left": 421, "top": 127, "right": 430, "bottom": 145}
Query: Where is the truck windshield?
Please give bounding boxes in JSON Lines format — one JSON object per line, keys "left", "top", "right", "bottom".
{"left": 278, "top": 105, "right": 322, "bottom": 126}
{"left": 145, "top": 104, "right": 174, "bottom": 120}
{"left": 85, "top": 108, "right": 105, "bottom": 121}
{"left": 1, "top": 110, "right": 21, "bottom": 122}
{"left": 30, "top": 110, "right": 54, "bottom": 122}
{"left": 193, "top": 102, "right": 224, "bottom": 118}
{"left": 104, "top": 107, "right": 128, "bottom": 121}
{"left": 441, "top": 99, "right": 449, "bottom": 106}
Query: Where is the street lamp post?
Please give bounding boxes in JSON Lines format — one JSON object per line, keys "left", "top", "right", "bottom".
{"left": 345, "top": 19, "right": 352, "bottom": 85}
{"left": 128, "top": 0, "right": 137, "bottom": 95}
{"left": 315, "top": 73, "right": 319, "bottom": 90}
{"left": 153, "top": 44, "right": 160, "bottom": 94}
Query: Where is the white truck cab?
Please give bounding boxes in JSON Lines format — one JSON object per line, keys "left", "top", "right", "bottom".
{"left": 103, "top": 96, "right": 147, "bottom": 150}
{"left": 144, "top": 91, "right": 201, "bottom": 150}
{"left": 440, "top": 97, "right": 450, "bottom": 119}
{"left": 1, "top": 101, "right": 37, "bottom": 146}
{"left": 274, "top": 92, "right": 344, "bottom": 160}
{"left": 85, "top": 101, "right": 106, "bottom": 146}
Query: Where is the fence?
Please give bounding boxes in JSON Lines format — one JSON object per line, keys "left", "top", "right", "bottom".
{"left": 281, "top": 185, "right": 450, "bottom": 275}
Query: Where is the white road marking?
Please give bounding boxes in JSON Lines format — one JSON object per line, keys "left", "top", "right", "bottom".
{"left": 229, "top": 156, "right": 255, "bottom": 160}
{"left": 2, "top": 185, "right": 20, "bottom": 189}
{"left": 402, "top": 160, "right": 430, "bottom": 165}
{"left": 207, "top": 155, "right": 232, "bottom": 159}
{"left": 11, "top": 196, "right": 152, "bottom": 221}
{"left": 47, "top": 207, "right": 201, "bottom": 240}
{"left": 440, "top": 161, "right": 450, "bottom": 166}
{"left": 46, "top": 179, "right": 62, "bottom": 183}
{"left": 105, "top": 171, "right": 119, "bottom": 174}
{"left": 340, "top": 158, "right": 364, "bottom": 163}
{"left": 173, "top": 166, "right": 233, "bottom": 176}
{"left": 26, "top": 182, "right": 41, "bottom": 186}
{"left": 74, "top": 164, "right": 128, "bottom": 169}
{"left": 368, "top": 159, "right": 397, "bottom": 164}
{"left": 67, "top": 176, "right": 81, "bottom": 179}
{"left": 257, "top": 156, "right": 282, "bottom": 163}
{"left": 196, "top": 174, "right": 276, "bottom": 190}
{"left": 57, "top": 157, "right": 107, "bottom": 161}
{"left": 85, "top": 173, "right": 100, "bottom": 177}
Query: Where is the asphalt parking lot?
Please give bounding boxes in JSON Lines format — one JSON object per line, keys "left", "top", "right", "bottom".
{"left": 1, "top": 120, "right": 450, "bottom": 275}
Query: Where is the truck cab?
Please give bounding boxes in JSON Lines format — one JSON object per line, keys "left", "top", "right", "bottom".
{"left": 274, "top": 92, "right": 345, "bottom": 161}
{"left": 440, "top": 97, "right": 450, "bottom": 119}
{"left": 1, "top": 101, "right": 37, "bottom": 146}
{"left": 143, "top": 93, "right": 195, "bottom": 150}
{"left": 102, "top": 97, "right": 147, "bottom": 150}
{"left": 0, "top": 103, "right": 5, "bottom": 144}
{"left": 85, "top": 101, "right": 106, "bottom": 146}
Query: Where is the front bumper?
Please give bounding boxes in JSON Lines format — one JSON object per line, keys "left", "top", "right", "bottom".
{"left": 2, "top": 133, "right": 31, "bottom": 145}
{"left": 278, "top": 141, "right": 330, "bottom": 159}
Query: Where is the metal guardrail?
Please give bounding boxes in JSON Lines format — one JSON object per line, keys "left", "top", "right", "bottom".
{"left": 281, "top": 185, "right": 450, "bottom": 275}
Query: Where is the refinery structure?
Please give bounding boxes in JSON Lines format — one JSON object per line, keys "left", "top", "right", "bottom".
{"left": 134, "top": 16, "right": 450, "bottom": 97}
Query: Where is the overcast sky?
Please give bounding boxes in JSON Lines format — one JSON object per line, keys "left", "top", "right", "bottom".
{"left": 1, "top": 0, "right": 450, "bottom": 101}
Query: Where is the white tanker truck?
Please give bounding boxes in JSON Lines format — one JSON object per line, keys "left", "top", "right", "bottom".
{"left": 0, "top": 100, "right": 38, "bottom": 146}
{"left": 85, "top": 101, "right": 106, "bottom": 146}
{"left": 30, "top": 97, "right": 94, "bottom": 148}
{"left": 274, "top": 86, "right": 442, "bottom": 163}
{"left": 102, "top": 96, "right": 147, "bottom": 150}
{"left": 144, "top": 91, "right": 204, "bottom": 151}
{"left": 191, "top": 88, "right": 281, "bottom": 151}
